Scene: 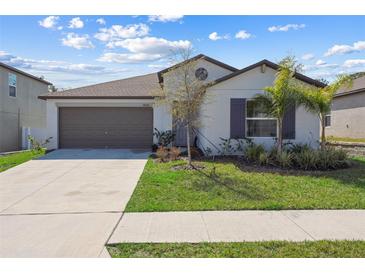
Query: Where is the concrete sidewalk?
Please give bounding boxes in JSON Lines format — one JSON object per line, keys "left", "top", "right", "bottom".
{"left": 108, "top": 210, "right": 365, "bottom": 243}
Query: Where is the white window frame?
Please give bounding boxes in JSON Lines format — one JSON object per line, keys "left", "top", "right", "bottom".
{"left": 245, "top": 99, "right": 278, "bottom": 138}
{"left": 8, "top": 73, "right": 17, "bottom": 98}
{"left": 325, "top": 112, "right": 331, "bottom": 128}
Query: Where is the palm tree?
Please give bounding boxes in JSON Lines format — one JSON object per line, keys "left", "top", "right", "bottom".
{"left": 255, "top": 56, "right": 302, "bottom": 153}
{"left": 298, "top": 75, "right": 352, "bottom": 149}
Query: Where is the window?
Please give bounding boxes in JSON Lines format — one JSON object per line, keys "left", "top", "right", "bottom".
{"left": 325, "top": 112, "right": 331, "bottom": 127}
{"left": 8, "top": 73, "right": 16, "bottom": 97}
{"left": 246, "top": 100, "right": 277, "bottom": 137}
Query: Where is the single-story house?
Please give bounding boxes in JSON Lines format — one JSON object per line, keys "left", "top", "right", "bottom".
{"left": 0, "top": 62, "right": 51, "bottom": 152}
{"left": 39, "top": 54, "right": 325, "bottom": 154}
{"left": 326, "top": 75, "right": 365, "bottom": 139}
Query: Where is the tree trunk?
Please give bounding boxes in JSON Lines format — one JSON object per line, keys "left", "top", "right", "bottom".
{"left": 277, "top": 119, "right": 283, "bottom": 153}
{"left": 321, "top": 115, "right": 326, "bottom": 150}
{"left": 186, "top": 122, "right": 192, "bottom": 166}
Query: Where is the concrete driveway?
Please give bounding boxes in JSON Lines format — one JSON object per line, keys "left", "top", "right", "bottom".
{"left": 0, "top": 149, "right": 149, "bottom": 257}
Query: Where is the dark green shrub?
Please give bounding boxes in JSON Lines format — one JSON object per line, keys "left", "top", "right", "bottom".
{"left": 153, "top": 128, "right": 175, "bottom": 147}
{"left": 293, "top": 149, "right": 318, "bottom": 170}
{"left": 244, "top": 143, "right": 265, "bottom": 163}
{"left": 274, "top": 151, "right": 294, "bottom": 168}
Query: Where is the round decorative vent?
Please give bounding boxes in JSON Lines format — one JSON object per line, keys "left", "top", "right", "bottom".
{"left": 195, "top": 67, "right": 208, "bottom": 81}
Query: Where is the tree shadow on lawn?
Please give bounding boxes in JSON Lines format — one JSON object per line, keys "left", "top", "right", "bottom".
{"left": 190, "top": 165, "right": 267, "bottom": 201}
{"left": 201, "top": 157, "right": 365, "bottom": 190}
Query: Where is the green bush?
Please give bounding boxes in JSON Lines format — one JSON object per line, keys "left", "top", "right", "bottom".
{"left": 240, "top": 140, "right": 350, "bottom": 170}
{"left": 244, "top": 143, "right": 265, "bottom": 163}
{"left": 275, "top": 151, "right": 293, "bottom": 168}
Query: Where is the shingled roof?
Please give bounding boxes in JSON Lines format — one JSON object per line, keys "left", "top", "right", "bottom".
{"left": 335, "top": 75, "right": 365, "bottom": 97}
{"left": 38, "top": 73, "right": 160, "bottom": 100}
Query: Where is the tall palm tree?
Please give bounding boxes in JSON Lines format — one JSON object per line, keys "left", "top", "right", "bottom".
{"left": 298, "top": 75, "right": 352, "bottom": 149}
{"left": 255, "top": 56, "right": 302, "bottom": 153}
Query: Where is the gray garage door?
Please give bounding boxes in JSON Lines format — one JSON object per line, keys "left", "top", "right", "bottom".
{"left": 59, "top": 107, "right": 153, "bottom": 149}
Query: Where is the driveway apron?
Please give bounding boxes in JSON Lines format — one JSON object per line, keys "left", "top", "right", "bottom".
{"left": 0, "top": 149, "right": 148, "bottom": 257}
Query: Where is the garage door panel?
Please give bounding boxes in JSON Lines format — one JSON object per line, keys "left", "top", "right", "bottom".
{"left": 59, "top": 107, "right": 153, "bottom": 149}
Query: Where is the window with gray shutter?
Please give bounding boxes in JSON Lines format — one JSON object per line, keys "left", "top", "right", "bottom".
{"left": 230, "top": 98, "right": 246, "bottom": 139}
{"left": 282, "top": 103, "right": 296, "bottom": 139}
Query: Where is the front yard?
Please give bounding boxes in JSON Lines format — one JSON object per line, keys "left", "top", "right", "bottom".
{"left": 125, "top": 157, "right": 365, "bottom": 211}
{"left": 0, "top": 149, "right": 45, "bottom": 172}
{"left": 108, "top": 241, "right": 365, "bottom": 258}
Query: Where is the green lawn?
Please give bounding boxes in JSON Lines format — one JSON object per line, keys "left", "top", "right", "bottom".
{"left": 327, "top": 136, "right": 365, "bottom": 143}
{"left": 107, "top": 241, "right": 365, "bottom": 258}
{"left": 0, "top": 149, "right": 46, "bottom": 172}
{"left": 125, "top": 157, "right": 365, "bottom": 211}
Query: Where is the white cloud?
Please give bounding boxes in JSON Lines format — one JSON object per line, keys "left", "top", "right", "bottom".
{"left": 61, "top": 33, "right": 94, "bottom": 49}
{"left": 96, "top": 18, "right": 106, "bottom": 25}
{"left": 97, "top": 53, "right": 163, "bottom": 64}
{"left": 148, "top": 15, "right": 183, "bottom": 23}
{"left": 148, "top": 64, "right": 167, "bottom": 69}
{"left": 235, "top": 30, "right": 252, "bottom": 40}
{"left": 324, "top": 41, "right": 365, "bottom": 56}
{"left": 68, "top": 17, "right": 84, "bottom": 29}
{"left": 94, "top": 24, "right": 150, "bottom": 42}
{"left": 315, "top": 59, "right": 326, "bottom": 66}
{"left": 0, "top": 50, "right": 129, "bottom": 88}
{"left": 0, "top": 50, "right": 125, "bottom": 75}
{"left": 268, "top": 24, "right": 305, "bottom": 32}
{"left": 106, "top": 36, "right": 191, "bottom": 53}
{"left": 39, "top": 16, "right": 60, "bottom": 29}
{"left": 208, "top": 32, "right": 229, "bottom": 41}
{"left": 301, "top": 53, "right": 315, "bottom": 61}
{"left": 343, "top": 59, "right": 365, "bottom": 68}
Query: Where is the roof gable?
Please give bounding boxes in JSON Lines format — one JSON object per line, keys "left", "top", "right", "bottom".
{"left": 209, "top": 59, "right": 326, "bottom": 88}
{"left": 157, "top": 54, "right": 238, "bottom": 83}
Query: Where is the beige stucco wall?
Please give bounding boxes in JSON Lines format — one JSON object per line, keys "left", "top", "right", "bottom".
{"left": 327, "top": 92, "right": 365, "bottom": 138}
{"left": 0, "top": 66, "right": 49, "bottom": 152}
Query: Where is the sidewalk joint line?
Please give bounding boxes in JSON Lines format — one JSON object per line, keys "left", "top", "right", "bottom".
{"left": 280, "top": 211, "right": 316, "bottom": 241}
{"left": 200, "top": 212, "right": 212, "bottom": 242}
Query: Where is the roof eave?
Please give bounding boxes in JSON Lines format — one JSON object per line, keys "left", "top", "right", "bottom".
{"left": 38, "top": 95, "right": 155, "bottom": 100}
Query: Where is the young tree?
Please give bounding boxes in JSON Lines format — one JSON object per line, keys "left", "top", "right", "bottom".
{"left": 155, "top": 48, "right": 207, "bottom": 166}
{"left": 299, "top": 74, "right": 352, "bottom": 149}
{"left": 254, "top": 56, "right": 302, "bottom": 153}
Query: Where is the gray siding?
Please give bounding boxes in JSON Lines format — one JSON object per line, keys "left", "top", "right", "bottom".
{"left": 327, "top": 92, "right": 365, "bottom": 139}
{"left": 0, "top": 66, "right": 49, "bottom": 152}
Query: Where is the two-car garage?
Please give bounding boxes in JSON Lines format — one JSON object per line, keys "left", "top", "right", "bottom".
{"left": 58, "top": 107, "right": 153, "bottom": 149}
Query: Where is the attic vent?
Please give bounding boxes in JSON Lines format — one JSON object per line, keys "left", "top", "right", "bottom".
{"left": 261, "top": 64, "right": 266, "bottom": 73}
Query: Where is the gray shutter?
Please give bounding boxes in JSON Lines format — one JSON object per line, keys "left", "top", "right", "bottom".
{"left": 230, "top": 98, "right": 246, "bottom": 139}
{"left": 282, "top": 103, "right": 296, "bottom": 139}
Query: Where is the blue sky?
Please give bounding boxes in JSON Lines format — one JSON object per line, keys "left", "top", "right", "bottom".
{"left": 1, "top": 16, "right": 364, "bottom": 88}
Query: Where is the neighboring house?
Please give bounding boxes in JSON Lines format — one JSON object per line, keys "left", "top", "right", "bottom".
{"left": 38, "top": 54, "right": 325, "bottom": 154}
{"left": 0, "top": 62, "right": 51, "bottom": 152}
{"left": 326, "top": 75, "right": 365, "bottom": 139}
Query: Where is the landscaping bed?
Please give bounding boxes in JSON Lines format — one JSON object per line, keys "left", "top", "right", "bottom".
{"left": 125, "top": 157, "right": 365, "bottom": 212}
{"left": 107, "top": 241, "right": 365, "bottom": 258}
{"left": 0, "top": 149, "right": 45, "bottom": 172}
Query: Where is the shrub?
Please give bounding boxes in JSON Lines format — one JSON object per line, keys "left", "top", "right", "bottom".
{"left": 293, "top": 149, "right": 318, "bottom": 170}
{"left": 27, "top": 135, "right": 52, "bottom": 152}
{"left": 153, "top": 128, "right": 175, "bottom": 147}
{"left": 288, "top": 143, "right": 311, "bottom": 154}
{"left": 275, "top": 151, "right": 294, "bottom": 168}
{"left": 244, "top": 143, "right": 265, "bottom": 163}
{"left": 316, "top": 147, "right": 349, "bottom": 170}
{"left": 156, "top": 146, "right": 170, "bottom": 162}
{"left": 258, "top": 152, "right": 269, "bottom": 166}
{"left": 218, "top": 138, "right": 236, "bottom": 155}
{"left": 169, "top": 147, "right": 181, "bottom": 161}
